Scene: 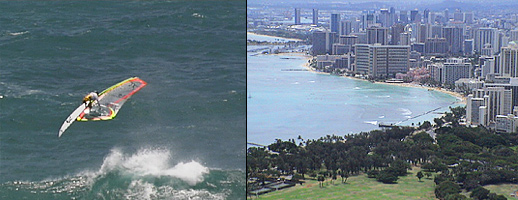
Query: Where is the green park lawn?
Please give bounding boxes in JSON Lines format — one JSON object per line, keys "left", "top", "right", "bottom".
{"left": 249, "top": 167, "right": 438, "bottom": 200}
{"left": 484, "top": 184, "right": 518, "bottom": 199}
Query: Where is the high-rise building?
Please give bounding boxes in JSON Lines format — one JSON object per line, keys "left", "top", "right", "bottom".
{"left": 389, "top": 7, "right": 397, "bottom": 26}
{"left": 453, "top": 9, "right": 463, "bottom": 22}
{"left": 362, "top": 13, "right": 375, "bottom": 29}
{"left": 471, "top": 87, "right": 513, "bottom": 126}
{"left": 442, "top": 26, "right": 464, "bottom": 55}
{"left": 334, "top": 35, "right": 358, "bottom": 54}
{"left": 475, "top": 27, "right": 499, "bottom": 56}
{"left": 400, "top": 32, "right": 411, "bottom": 45}
{"left": 294, "top": 8, "right": 301, "bottom": 25}
{"left": 340, "top": 20, "right": 352, "bottom": 36}
{"left": 423, "top": 9, "right": 430, "bottom": 24}
{"left": 410, "top": 9, "right": 420, "bottom": 23}
{"left": 416, "top": 23, "right": 428, "bottom": 43}
{"left": 464, "top": 39, "right": 474, "bottom": 56}
{"left": 399, "top": 10, "right": 408, "bottom": 24}
{"left": 430, "top": 58, "right": 472, "bottom": 84}
{"left": 354, "top": 44, "right": 410, "bottom": 78}
{"left": 339, "top": 35, "right": 358, "bottom": 45}
{"left": 500, "top": 43, "right": 518, "bottom": 77}
{"left": 312, "top": 31, "right": 327, "bottom": 55}
{"left": 429, "top": 24, "right": 443, "bottom": 38}
{"left": 390, "top": 24, "right": 405, "bottom": 45}
{"left": 331, "top": 13, "right": 340, "bottom": 33}
{"left": 467, "top": 94, "right": 485, "bottom": 125}
{"left": 367, "top": 27, "right": 389, "bottom": 45}
{"left": 379, "top": 8, "right": 391, "bottom": 27}
{"left": 463, "top": 12, "right": 473, "bottom": 24}
{"left": 312, "top": 9, "right": 318, "bottom": 25}
{"left": 510, "top": 30, "right": 518, "bottom": 42}
{"left": 444, "top": 9, "right": 450, "bottom": 23}
{"left": 428, "top": 12, "right": 436, "bottom": 24}
{"left": 424, "top": 37, "right": 448, "bottom": 56}
{"left": 312, "top": 31, "right": 336, "bottom": 55}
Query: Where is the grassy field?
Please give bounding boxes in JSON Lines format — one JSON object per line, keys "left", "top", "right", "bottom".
{"left": 248, "top": 167, "right": 438, "bottom": 200}
{"left": 484, "top": 184, "right": 518, "bottom": 199}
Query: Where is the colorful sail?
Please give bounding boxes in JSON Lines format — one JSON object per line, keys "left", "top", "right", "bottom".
{"left": 77, "top": 77, "right": 147, "bottom": 121}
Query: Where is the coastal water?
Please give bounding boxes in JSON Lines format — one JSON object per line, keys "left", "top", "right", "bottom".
{"left": 247, "top": 50, "right": 460, "bottom": 145}
{"left": 0, "top": 1, "right": 245, "bottom": 199}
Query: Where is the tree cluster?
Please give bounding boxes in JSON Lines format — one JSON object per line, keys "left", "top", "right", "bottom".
{"left": 247, "top": 107, "right": 518, "bottom": 199}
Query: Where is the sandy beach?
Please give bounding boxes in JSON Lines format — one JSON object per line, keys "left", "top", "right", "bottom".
{"left": 297, "top": 55, "right": 467, "bottom": 104}
{"left": 247, "top": 32, "right": 302, "bottom": 42}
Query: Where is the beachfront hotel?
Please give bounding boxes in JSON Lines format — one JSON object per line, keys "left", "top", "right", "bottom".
{"left": 354, "top": 44, "right": 410, "bottom": 78}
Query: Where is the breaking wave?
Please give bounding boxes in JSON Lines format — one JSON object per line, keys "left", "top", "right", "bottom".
{"left": 0, "top": 148, "right": 243, "bottom": 200}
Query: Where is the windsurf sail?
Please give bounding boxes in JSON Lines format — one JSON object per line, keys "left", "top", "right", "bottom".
{"left": 58, "top": 77, "right": 147, "bottom": 137}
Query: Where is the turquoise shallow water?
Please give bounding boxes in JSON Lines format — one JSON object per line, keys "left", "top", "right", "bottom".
{"left": 0, "top": 1, "right": 245, "bottom": 199}
{"left": 247, "top": 51, "right": 460, "bottom": 145}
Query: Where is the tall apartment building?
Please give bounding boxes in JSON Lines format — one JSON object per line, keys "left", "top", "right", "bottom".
{"left": 499, "top": 43, "right": 518, "bottom": 77}
{"left": 294, "top": 8, "right": 301, "bottom": 25}
{"left": 442, "top": 26, "right": 464, "bottom": 55}
{"left": 424, "top": 37, "right": 448, "bottom": 56}
{"left": 379, "top": 8, "right": 391, "bottom": 27}
{"left": 400, "top": 32, "right": 411, "bottom": 45}
{"left": 330, "top": 14, "right": 340, "bottom": 33}
{"left": 354, "top": 44, "right": 410, "bottom": 78}
{"left": 430, "top": 58, "right": 472, "bottom": 85}
{"left": 475, "top": 27, "right": 499, "bottom": 56}
{"left": 312, "top": 9, "right": 318, "bottom": 25}
{"left": 340, "top": 20, "right": 353, "bottom": 36}
{"left": 390, "top": 23, "right": 405, "bottom": 45}
{"left": 410, "top": 10, "right": 420, "bottom": 23}
{"left": 469, "top": 87, "right": 513, "bottom": 126}
{"left": 367, "top": 27, "right": 389, "bottom": 45}
{"left": 312, "top": 31, "right": 336, "bottom": 55}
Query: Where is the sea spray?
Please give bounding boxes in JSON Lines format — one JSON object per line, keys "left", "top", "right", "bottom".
{"left": 99, "top": 148, "right": 209, "bottom": 186}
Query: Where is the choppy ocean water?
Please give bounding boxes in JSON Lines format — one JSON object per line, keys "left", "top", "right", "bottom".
{"left": 1, "top": 1, "right": 245, "bottom": 199}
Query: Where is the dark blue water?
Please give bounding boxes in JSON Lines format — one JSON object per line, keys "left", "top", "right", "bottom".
{"left": 0, "top": 1, "right": 245, "bottom": 199}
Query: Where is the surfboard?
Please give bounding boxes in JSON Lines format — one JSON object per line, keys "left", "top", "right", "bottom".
{"left": 58, "top": 103, "right": 87, "bottom": 137}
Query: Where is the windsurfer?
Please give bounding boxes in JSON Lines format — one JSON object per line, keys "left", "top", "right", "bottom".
{"left": 83, "top": 91, "right": 99, "bottom": 109}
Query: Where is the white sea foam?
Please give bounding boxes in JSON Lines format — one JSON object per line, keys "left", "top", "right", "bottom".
{"left": 124, "top": 180, "right": 225, "bottom": 200}
{"left": 100, "top": 148, "right": 209, "bottom": 186}
{"left": 398, "top": 108, "right": 412, "bottom": 116}
{"left": 192, "top": 13, "right": 205, "bottom": 18}
{"left": 9, "top": 31, "right": 29, "bottom": 36}
{"left": 378, "top": 115, "right": 385, "bottom": 119}
{"left": 364, "top": 121, "right": 378, "bottom": 125}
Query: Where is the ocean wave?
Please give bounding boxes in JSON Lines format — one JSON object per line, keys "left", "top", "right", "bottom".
{"left": 364, "top": 121, "right": 378, "bottom": 125}
{"left": 9, "top": 31, "right": 29, "bottom": 36}
{"left": 398, "top": 108, "right": 412, "bottom": 116}
{"left": 99, "top": 148, "right": 209, "bottom": 186}
{"left": 0, "top": 148, "right": 240, "bottom": 200}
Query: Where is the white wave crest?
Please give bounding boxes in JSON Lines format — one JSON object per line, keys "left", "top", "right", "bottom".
{"left": 125, "top": 180, "right": 225, "bottom": 200}
{"left": 100, "top": 148, "right": 209, "bottom": 186}
{"left": 9, "top": 31, "right": 29, "bottom": 36}
{"left": 398, "top": 108, "right": 412, "bottom": 116}
{"left": 364, "top": 121, "right": 378, "bottom": 125}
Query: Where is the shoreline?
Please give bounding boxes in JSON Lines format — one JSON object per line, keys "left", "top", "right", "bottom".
{"left": 247, "top": 32, "right": 302, "bottom": 42}
{"left": 299, "top": 56, "right": 467, "bottom": 104}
